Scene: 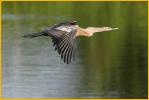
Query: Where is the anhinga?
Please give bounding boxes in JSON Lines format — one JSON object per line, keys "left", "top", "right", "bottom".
{"left": 23, "top": 21, "right": 118, "bottom": 64}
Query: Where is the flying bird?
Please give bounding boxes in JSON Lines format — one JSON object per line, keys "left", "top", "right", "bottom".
{"left": 23, "top": 21, "right": 118, "bottom": 64}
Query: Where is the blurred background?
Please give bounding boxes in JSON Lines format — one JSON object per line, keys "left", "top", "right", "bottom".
{"left": 2, "top": 1, "right": 148, "bottom": 98}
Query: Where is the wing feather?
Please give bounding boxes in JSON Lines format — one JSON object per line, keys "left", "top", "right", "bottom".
{"left": 63, "top": 39, "right": 71, "bottom": 63}
{"left": 57, "top": 35, "right": 68, "bottom": 52}
{"left": 58, "top": 36, "right": 69, "bottom": 55}
{"left": 72, "top": 40, "right": 76, "bottom": 60}
{"left": 50, "top": 29, "right": 76, "bottom": 64}
{"left": 60, "top": 37, "right": 70, "bottom": 59}
{"left": 66, "top": 41, "right": 72, "bottom": 63}
{"left": 67, "top": 41, "right": 73, "bottom": 63}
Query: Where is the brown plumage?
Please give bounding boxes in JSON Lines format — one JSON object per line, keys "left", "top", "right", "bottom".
{"left": 23, "top": 21, "right": 118, "bottom": 64}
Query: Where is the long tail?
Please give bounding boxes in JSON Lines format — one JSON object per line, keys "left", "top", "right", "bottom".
{"left": 23, "top": 32, "right": 45, "bottom": 38}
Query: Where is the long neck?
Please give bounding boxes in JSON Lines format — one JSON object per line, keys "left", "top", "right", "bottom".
{"left": 76, "top": 28, "right": 93, "bottom": 37}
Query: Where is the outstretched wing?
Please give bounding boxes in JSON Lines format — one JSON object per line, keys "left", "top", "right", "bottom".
{"left": 47, "top": 29, "right": 76, "bottom": 64}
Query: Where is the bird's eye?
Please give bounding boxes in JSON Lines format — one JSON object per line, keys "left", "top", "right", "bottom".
{"left": 70, "top": 21, "right": 77, "bottom": 25}
{"left": 70, "top": 22, "right": 75, "bottom": 25}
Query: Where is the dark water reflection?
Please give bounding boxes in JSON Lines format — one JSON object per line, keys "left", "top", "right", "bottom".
{"left": 2, "top": 1, "right": 148, "bottom": 98}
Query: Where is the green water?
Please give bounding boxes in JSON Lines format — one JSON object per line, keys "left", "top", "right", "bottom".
{"left": 2, "top": 1, "right": 148, "bottom": 98}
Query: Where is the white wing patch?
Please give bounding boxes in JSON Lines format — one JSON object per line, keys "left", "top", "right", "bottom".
{"left": 56, "top": 26, "right": 72, "bottom": 33}
{"left": 56, "top": 25, "right": 78, "bottom": 33}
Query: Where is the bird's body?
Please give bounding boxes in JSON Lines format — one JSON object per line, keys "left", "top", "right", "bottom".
{"left": 23, "top": 21, "right": 118, "bottom": 64}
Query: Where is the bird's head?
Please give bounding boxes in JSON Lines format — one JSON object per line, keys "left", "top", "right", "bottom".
{"left": 62, "top": 21, "right": 78, "bottom": 29}
{"left": 54, "top": 21, "right": 79, "bottom": 33}
{"left": 66, "top": 20, "right": 77, "bottom": 25}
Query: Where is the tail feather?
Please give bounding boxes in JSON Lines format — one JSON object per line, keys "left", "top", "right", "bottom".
{"left": 23, "top": 32, "right": 44, "bottom": 38}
